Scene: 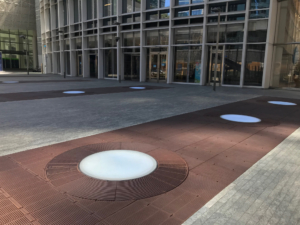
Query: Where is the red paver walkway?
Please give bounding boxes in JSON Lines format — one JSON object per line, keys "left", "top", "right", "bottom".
{"left": 0, "top": 96, "right": 299, "bottom": 225}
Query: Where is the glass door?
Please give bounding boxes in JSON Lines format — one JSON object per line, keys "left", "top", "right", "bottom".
{"left": 89, "top": 54, "right": 97, "bottom": 78}
{"left": 159, "top": 54, "right": 167, "bottom": 81}
{"left": 207, "top": 46, "right": 224, "bottom": 86}
{"left": 150, "top": 54, "right": 158, "bottom": 82}
{"left": 124, "top": 54, "right": 140, "bottom": 81}
{"left": 149, "top": 53, "right": 167, "bottom": 82}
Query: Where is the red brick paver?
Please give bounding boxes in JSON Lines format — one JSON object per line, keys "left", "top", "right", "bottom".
{"left": 0, "top": 96, "right": 300, "bottom": 224}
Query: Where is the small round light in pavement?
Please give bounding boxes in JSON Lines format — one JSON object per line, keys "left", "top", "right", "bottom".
{"left": 63, "top": 91, "right": 85, "bottom": 94}
{"left": 268, "top": 101, "right": 296, "bottom": 106}
{"left": 220, "top": 114, "right": 261, "bottom": 123}
{"left": 130, "top": 87, "right": 146, "bottom": 90}
{"left": 79, "top": 150, "right": 157, "bottom": 181}
{"left": 2, "top": 81, "right": 19, "bottom": 84}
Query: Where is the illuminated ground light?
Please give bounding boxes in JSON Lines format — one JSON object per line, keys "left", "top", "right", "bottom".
{"left": 63, "top": 91, "right": 85, "bottom": 94}
{"left": 221, "top": 114, "right": 261, "bottom": 123}
{"left": 2, "top": 81, "right": 19, "bottom": 84}
{"left": 130, "top": 87, "right": 146, "bottom": 90}
{"left": 268, "top": 101, "right": 297, "bottom": 106}
{"left": 79, "top": 150, "right": 157, "bottom": 181}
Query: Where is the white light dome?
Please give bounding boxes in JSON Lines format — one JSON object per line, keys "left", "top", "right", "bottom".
{"left": 220, "top": 114, "right": 261, "bottom": 123}
{"left": 268, "top": 101, "right": 296, "bottom": 106}
{"left": 63, "top": 91, "right": 85, "bottom": 94}
{"left": 79, "top": 150, "right": 157, "bottom": 181}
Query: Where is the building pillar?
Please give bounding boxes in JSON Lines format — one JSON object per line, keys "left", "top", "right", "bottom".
{"left": 262, "top": 0, "right": 278, "bottom": 88}
{"left": 140, "top": 0, "right": 146, "bottom": 82}
{"left": 240, "top": 0, "right": 250, "bottom": 87}
{"left": 200, "top": 0, "right": 209, "bottom": 86}
{"left": 167, "top": 1, "right": 173, "bottom": 84}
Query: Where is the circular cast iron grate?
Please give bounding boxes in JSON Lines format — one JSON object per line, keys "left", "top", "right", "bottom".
{"left": 45, "top": 143, "right": 188, "bottom": 201}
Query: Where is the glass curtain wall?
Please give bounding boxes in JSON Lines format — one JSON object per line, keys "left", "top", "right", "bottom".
{"left": 0, "top": 29, "right": 34, "bottom": 69}
{"left": 174, "top": 27, "right": 203, "bottom": 83}
{"left": 271, "top": 0, "right": 300, "bottom": 88}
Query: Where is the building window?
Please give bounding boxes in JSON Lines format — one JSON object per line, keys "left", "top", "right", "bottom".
{"left": 123, "top": 0, "right": 141, "bottom": 13}
{"left": 208, "top": 3, "right": 226, "bottom": 14}
{"left": 103, "top": 0, "right": 117, "bottom": 17}
{"left": 63, "top": 0, "right": 68, "bottom": 25}
{"left": 146, "top": 29, "right": 169, "bottom": 45}
{"left": 207, "top": 24, "right": 244, "bottom": 43}
{"left": 87, "top": 36, "right": 97, "bottom": 48}
{"left": 249, "top": 10, "right": 269, "bottom": 19}
{"left": 123, "top": 32, "right": 140, "bottom": 46}
{"left": 223, "top": 45, "right": 243, "bottom": 85}
{"left": 87, "top": 0, "right": 97, "bottom": 20}
{"left": 228, "top": 1, "right": 246, "bottom": 12}
{"left": 146, "top": 0, "right": 158, "bottom": 9}
{"left": 248, "top": 20, "right": 268, "bottom": 43}
{"left": 146, "top": 0, "right": 170, "bottom": 9}
{"left": 175, "top": 0, "right": 189, "bottom": 6}
{"left": 244, "top": 44, "right": 266, "bottom": 86}
{"left": 175, "top": 7, "right": 190, "bottom": 17}
{"left": 174, "top": 46, "right": 202, "bottom": 83}
{"left": 174, "top": 27, "right": 203, "bottom": 45}
{"left": 250, "top": 0, "right": 270, "bottom": 10}
{"left": 104, "top": 34, "right": 117, "bottom": 47}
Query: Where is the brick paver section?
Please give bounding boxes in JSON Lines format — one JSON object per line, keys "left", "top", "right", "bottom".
{"left": 0, "top": 96, "right": 299, "bottom": 224}
{"left": 183, "top": 126, "right": 300, "bottom": 225}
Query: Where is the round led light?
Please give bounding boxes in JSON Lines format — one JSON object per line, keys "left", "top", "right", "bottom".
{"left": 268, "top": 101, "right": 296, "bottom": 106}
{"left": 130, "top": 87, "right": 146, "bottom": 90}
{"left": 79, "top": 150, "right": 157, "bottom": 181}
{"left": 63, "top": 91, "right": 85, "bottom": 94}
{"left": 2, "top": 81, "right": 19, "bottom": 84}
{"left": 220, "top": 114, "right": 261, "bottom": 123}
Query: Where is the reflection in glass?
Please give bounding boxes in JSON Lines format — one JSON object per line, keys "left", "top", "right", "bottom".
{"left": 226, "top": 24, "right": 244, "bottom": 43}
{"left": 250, "top": 0, "right": 270, "bottom": 9}
{"left": 207, "top": 26, "right": 226, "bottom": 43}
{"left": 248, "top": 20, "right": 268, "bottom": 43}
{"left": 249, "top": 10, "right": 269, "bottom": 19}
{"left": 223, "top": 45, "right": 242, "bottom": 85}
{"left": 146, "top": 30, "right": 159, "bottom": 45}
{"left": 146, "top": 0, "right": 158, "bottom": 9}
{"left": 244, "top": 44, "right": 265, "bottom": 86}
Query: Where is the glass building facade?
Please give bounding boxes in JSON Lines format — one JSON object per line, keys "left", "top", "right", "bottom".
{"left": 0, "top": 29, "right": 36, "bottom": 70}
{"left": 0, "top": 0, "right": 38, "bottom": 70}
{"left": 39, "top": 0, "right": 286, "bottom": 88}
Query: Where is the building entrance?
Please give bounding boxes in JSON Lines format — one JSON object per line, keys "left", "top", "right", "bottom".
{"left": 149, "top": 52, "right": 167, "bottom": 82}
{"left": 89, "top": 54, "right": 98, "bottom": 78}
{"left": 207, "top": 46, "right": 224, "bottom": 86}
{"left": 124, "top": 54, "right": 140, "bottom": 81}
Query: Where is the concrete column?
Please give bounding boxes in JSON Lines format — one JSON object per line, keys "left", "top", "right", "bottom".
{"left": 140, "top": 0, "right": 146, "bottom": 82}
{"left": 200, "top": 0, "right": 208, "bottom": 86}
{"left": 240, "top": 0, "right": 250, "bottom": 87}
{"left": 167, "top": 1, "right": 173, "bottom": 84}
{"left": 262, "top": 0, "right": 278, "bottom": 88}
{"left": 32, "top": 32, "right": 38, "bottom": 70}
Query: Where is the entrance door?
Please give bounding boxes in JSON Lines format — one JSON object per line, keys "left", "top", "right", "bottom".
{"left": 124, "top": 54, "right": 140, "bottom": 81}
{"left": 89, "top": 54, "right": 98, "bottom": 78}
{"left": 149, "top": 53, "right": 167, "bottom": 82}
{"left": 77, "top": 55, "right": 82, "bottom": 77}
{"left": 207, "top": 46, "right": 224, "bottom": 86}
